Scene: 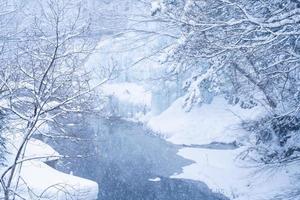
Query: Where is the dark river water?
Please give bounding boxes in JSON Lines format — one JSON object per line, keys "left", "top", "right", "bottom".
{"left": 46, "top": 115, "right": 229, "bottom": 200}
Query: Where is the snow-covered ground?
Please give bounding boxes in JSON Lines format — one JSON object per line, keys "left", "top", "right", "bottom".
{"left": 99, "top": 82, "right": 152, "bottom": 120}
{"left": 0, "top": 135, "right": 98, "bottom": 200}
{"left": 147, "top": 96, "right": 300, "bottom": 200}
{"left": 172, "top": 147, "right": 299, "bottom": 200}
{"left": 20, "top": 161, "right": 98, "bottom": 200}
{"left": 101, "top": 82, "right": 151, "bottom": 107}
{"left": 148, "top": 96, "right": 264, "bottom": 145}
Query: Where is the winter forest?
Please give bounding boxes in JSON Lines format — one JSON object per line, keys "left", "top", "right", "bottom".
{"left": 0, "top": 0, "right": 300, "bottom": 199}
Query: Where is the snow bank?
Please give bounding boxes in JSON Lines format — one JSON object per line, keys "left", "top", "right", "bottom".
{"left": 101, "top": 82, "right": 151, "bottom": 107}
{"left": 1, "top": 135, "right": 98, "bottom": 200}
{"left": 148, "top": 96, "right": 264, "bottom": 145}
{"left": 172, "top": 147, "right": 298, "bottom": 200}
{"left": 148, "top": 96, "right": 299, "bottom": 200}
{"left": 99, "top": 82, "right": 152, "bottom": 120}
{"left": 25, "top": 138, "right": 60, "bottom": 162}
{"left": 20, "top": 161, "right": 98, "bottom": 200}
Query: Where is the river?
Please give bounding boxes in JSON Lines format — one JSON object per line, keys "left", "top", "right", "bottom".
{"left": 46, "top": 115, "right": 229, "bottom": 200}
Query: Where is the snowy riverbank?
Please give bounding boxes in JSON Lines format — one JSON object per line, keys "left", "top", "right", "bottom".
{"left": 147, "top": 96, "right": 300, "bottom": 200}
{"left": 98, "top": 82, "right": 152, "bottom": 120}
{"left": 0, "top": 135, "right": 98, "bottom": 200}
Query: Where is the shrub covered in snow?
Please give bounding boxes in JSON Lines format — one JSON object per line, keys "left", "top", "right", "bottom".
{"left": 242, "top": 114, "right": 300, "bottom": 165}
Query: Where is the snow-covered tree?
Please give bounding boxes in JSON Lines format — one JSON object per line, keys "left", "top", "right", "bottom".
{"left": 152, "top": 0, "right": 300, "bottom": 112}
{"left": 0, "top": 0, "right": 23, "bottom": 168}
{"left": 0, "top": 1, "right": 111, "bottom": 199}
{"left": 152, "top": 0, "right": 300, "bottom": 166}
